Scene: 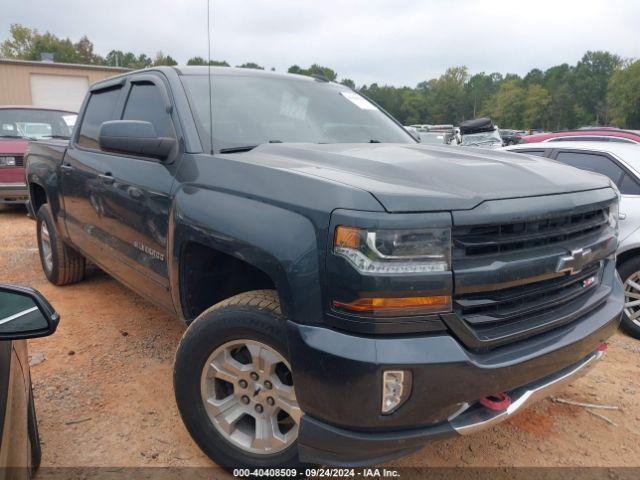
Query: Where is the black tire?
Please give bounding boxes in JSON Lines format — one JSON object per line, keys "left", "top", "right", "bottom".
{"left": 27, "top": 382, "right": 42, "bottom": 475}
{"left": 174, "top": 290, "right": 303, "bottom": 470}
{"left": 618, "top": 256, "right": 640, "bottom": 339}
{"left": 36, "top": 204, "right": 86, "bottom": 285}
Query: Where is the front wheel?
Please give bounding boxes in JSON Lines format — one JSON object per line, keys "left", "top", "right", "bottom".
{"left": 174, "top": 290, "right": 303, "bottom": 469}
{"left": 619, "top": 256, "right": 640, "bottom": 339}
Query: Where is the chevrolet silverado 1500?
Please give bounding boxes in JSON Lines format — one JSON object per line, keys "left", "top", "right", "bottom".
{"left": 25, "top": 67, "right": 623, "bottom": 468}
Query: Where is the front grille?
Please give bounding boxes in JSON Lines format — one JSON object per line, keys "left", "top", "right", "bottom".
{"left": 453, "top": 207, "right": 609, "bottom": 257}
{"left": 454, "top": 262, "right": 602, "bottom": 341}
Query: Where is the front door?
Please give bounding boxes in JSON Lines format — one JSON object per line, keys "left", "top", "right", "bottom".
{"left": 88, "top": 74, "right": 181, "bottom": 312}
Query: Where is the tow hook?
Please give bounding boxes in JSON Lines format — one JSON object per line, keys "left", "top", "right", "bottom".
{"left": 479, "top": 392, "right": 512, "bottom": 411}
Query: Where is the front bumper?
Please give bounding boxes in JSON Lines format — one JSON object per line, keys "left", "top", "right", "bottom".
{"left": 289, "top": 271, "right": 623, "bottom": 466}
{"left": 0, "top": 183, "right": 28, "bottom": 204}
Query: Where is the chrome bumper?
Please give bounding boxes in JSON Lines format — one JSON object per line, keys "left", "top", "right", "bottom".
{"left": 450, "top": 349, "right": 604, "bottom": 435}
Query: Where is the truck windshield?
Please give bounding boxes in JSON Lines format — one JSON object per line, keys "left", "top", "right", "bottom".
{"left": 181, "top": 74, "right": 415, "bottom": 152}
{"left": 0, "top": 109, "right": 77, "bottom": 140}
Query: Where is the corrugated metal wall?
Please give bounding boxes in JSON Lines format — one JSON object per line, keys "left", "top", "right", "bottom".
{"left": 0, "top": 61, "right": 127, "bottom": 107}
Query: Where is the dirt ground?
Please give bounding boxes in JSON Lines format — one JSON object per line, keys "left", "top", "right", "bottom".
{"left": 1, "top": 207, "right": 639, "bottom": 470}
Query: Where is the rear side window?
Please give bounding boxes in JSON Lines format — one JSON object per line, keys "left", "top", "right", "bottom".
{"left": 555, "top": 151, "right": 624, "bottom": 186}
{"left": 122, "top": 83, "right": 174, "bottom": 138}
{"left": 513, "top": 149, "right": 547, "bottom": 158}
{"left": 77, "top": 87, "right": 122, "bottom": 149}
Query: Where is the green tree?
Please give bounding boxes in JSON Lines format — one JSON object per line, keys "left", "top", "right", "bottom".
{"left": 543, "top": 64, "right": 578, "bottom": 129}
{"left": 74, "top": 35, "right": 102, "bottom": 64}
{"left": 573, "top": 51, "right": 621, "bottom": 125}
{"left": 237, "top": 62, "right": 264, "bottom": 70}
{"left": 464, "top": 72, "right": 501, "bottom": 118}
{"left": 0, "top": 24, "right": 35, "bottom": 58}
{"left": 608, "top": 60, "right": 640, "bottom": 128}
{"left": 427, "top": 66, "right": 469, "bottom": 124}
{"left": 153, "top": 52, "right": 177, "bottom": 66}
{"left": 523, "top": 68, "right": 544, "bottom": 86}
{"left": 105, "top": 50, "right": 151, "bottom": 68}
{"left": 340, "top": 78, "right": 356, "bottom": 89}
{"left": 522, "top": 84, "right": 551, "bottom": 129}
{"left": 485, "top": 79, "right": 526, "bottom": 128}
{"left": 187, "top": 56, "right": 229, "bottom": 66}
{"left": 288, "top": 64, "right": 337, "bottom": 81}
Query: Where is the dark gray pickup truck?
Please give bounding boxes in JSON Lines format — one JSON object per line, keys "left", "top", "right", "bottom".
{"left": 25, "top": 66, "right": 623, "bottom": 468}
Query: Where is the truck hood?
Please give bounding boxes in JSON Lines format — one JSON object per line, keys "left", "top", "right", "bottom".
{"left": 247, "top": 143, "right": 612, "bottom": 212}
{"left": 0, "top": 139, "right": 28, "bottom": 155}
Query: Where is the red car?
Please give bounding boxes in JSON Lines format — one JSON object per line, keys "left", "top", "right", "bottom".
{"left": 0, "top": 106, "right": 77, "bottom": 206}
{"left": 521, "top": 128, "right": 640, "bottom": 145}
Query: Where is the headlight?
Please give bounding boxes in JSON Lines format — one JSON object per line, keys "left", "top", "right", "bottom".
{"left": 333, "top": 226, "right": 451, "bottom": 274}
{"left": 0, "top": 156, "right": 16, "bottom": 167}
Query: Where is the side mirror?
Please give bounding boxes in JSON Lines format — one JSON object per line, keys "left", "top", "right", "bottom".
{"left": 98, "top": 120, "right": 176, "bottom": 160}
{"left": 0, "top": 284, "right": 59, "bottom": 340}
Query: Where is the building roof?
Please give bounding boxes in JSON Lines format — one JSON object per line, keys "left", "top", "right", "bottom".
{"left": 0, "top": 58, "right": 131, "bottom": 72}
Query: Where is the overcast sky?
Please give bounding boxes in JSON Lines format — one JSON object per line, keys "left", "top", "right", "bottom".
{"left": 3, "top": 0, "right": 639, "bottom": 86}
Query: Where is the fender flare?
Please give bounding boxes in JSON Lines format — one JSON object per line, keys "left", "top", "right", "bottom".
{"left": 168, "top": 186, "right": 325, "bottom": 324}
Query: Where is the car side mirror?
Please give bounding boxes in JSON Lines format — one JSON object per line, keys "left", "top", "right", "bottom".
{"left": 98, "top": 120, "right": 176, "bottom": 160}
{"left": 0, "top": 285, "right": 59, "bottom": 341}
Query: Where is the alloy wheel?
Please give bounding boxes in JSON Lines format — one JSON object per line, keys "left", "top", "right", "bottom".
{"left": 40, "top": 222, "right": 53, "bottom": 274}
{"left": 623, "top": 271, "right": 640, "bottom": 327}
{"left": 200, "top": 339, "right": 301, "bottom": 455}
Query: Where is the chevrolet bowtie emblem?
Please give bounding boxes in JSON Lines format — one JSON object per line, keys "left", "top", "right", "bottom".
{"left": 557, "top": 248, "right": 592, "bottom": 275}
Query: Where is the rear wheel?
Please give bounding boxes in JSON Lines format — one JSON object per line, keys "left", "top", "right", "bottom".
{"left": 174, "top": 290, "right": 303, "bottom": 469}
{"left": 36, "top": 204, "right": 86, "bottom": 285}
{"left": 619, "top": 256, "right": 640, "bottom": 339}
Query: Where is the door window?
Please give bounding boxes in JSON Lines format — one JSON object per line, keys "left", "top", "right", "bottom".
{"left": 77, "top": 87, "right": 122, "bottom": 149}
{"left": 122, "top": 82, "right": 175, "bottom": 138}
{"left": 619, "top": 173, "right": 640, "bottom": 195}
{"left": 555, "top": 151, "right": 625, "bottom": 186}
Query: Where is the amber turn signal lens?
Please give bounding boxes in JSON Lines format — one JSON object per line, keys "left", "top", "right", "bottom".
{"left": 333, "top": 295, "right": 451, "bottom": 317}
{"left": 334, "top": 226, "right": 361, "bottom": 250}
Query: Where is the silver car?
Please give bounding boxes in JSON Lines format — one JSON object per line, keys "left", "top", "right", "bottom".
{"left": 505, "top": 141, "right": 640, "bottom": 338}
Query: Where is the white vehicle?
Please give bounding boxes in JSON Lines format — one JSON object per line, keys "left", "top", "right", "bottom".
{"left": 453, "top": 118, "right": 504, "bottom": 149}
{"left": 505, "top": 141, "right": 640, "bottom": 339}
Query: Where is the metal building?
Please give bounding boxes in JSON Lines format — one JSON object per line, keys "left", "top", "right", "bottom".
{"left": 0, "top": 59, "right": 129, "bottom": 112}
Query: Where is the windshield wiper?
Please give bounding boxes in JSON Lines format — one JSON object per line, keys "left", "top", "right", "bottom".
{"left": 218, "top": 145, "right": 259, "bottom": 154}
{"left": 218, "top": 140, "right": 283, "bottom": 154}
{"left": 41, "top": 135, "right": 71, "bottom": 140}
{"left": 369, "top": 139, "right": 382, "bottom": 143}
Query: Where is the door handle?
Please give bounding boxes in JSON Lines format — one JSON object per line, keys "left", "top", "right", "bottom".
{"left": 60, "top": 164, "right": 74, "bottom": 171}
{"left": 99, "top": 173, "right": 115, "bottom": 185}
{"left": 619, "top": 212, "right": 627, "bottom": 220}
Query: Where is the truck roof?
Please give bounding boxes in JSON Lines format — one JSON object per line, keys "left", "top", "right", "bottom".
{"left": 89, "top": 65, "right": 329, "bottom": 92}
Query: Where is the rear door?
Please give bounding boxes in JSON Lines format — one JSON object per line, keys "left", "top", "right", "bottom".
{"left": 87, "top": 73, "right": 182, "bottom": 312}
{"left": 61, "top": 80, "right": 126, "bottom": 260}
{"left": 551, "top": 149, "right": 640, "bottom": 243}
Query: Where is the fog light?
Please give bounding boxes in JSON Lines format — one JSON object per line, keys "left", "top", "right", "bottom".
{"left": 381, "top": 370, "right": 412, "bottom": 414}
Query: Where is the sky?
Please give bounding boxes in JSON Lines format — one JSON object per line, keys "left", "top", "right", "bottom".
{"left": 2, "top": 0, "right": 640, "bottom": 87}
